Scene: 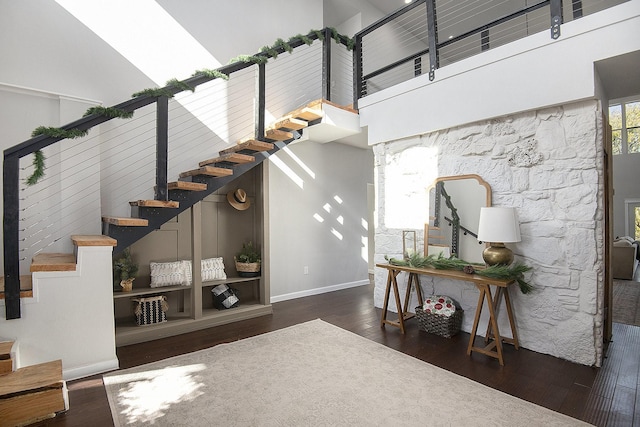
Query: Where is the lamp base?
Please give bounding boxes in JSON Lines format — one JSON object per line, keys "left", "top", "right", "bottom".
{"left": 482, "top": 243, "right": 513, "bottom": 266}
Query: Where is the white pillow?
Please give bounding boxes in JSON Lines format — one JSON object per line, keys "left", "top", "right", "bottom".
{"left": 150, "top": 260, "right": 192, "bottom": 287}
{"left": 201, "top": 257, "right": 227, "bottom": 281}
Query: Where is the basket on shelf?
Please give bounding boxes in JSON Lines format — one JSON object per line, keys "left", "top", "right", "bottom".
{"left": 234, "top": 257, "right": 260, "bottom": 277}
{"left": 415, "top": 300, "right": 463, "bottom": 338}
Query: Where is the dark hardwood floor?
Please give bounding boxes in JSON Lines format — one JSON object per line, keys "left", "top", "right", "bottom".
{"left": 33, "top": 283, "right": 639, "bottom": 426}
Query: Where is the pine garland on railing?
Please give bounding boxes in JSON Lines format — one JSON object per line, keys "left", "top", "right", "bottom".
{"left": 31, "top": 126, "right": 89, "bottom": 139}
{"left": 83, "top": 106, "right": 134, "bottom": 119}
{"left": 384, "top": 253, "right": 534, "bottom": 294}
{"left": 228, "top": 54, "right": 270, "bottom": 66}
{"left": 25, "top": 27, "right": 354, "bottom": 186}
{"left": 192, "top": 69, "right": 230, "bottom": 81}
{"left": 25, "top": 150, "right": 46, "bottom": 186}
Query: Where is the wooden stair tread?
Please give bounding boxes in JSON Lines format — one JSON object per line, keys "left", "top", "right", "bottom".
{"left": 0, "top": 360, "right": 63, "bottom": 396}
{"left": 265, "top": 129, "right": 293, "bottom": 141}
{"left": 0, "top": 360, "right": 66, "bottom": 426}
{"left": 199, "top": 152, "right": 255, "bottom": 167}
{"left": 0, "top": 275, "right": 33, "bottom": 299}
{"left": 129, "top": 200, "right": 179, "bottom": 208}
{"left": 179, "top": 166, "right": 234, "bottom": 178}
{"left": 220, "top": 139, "right": 274, "bottom": 155}
{"left": 30, "top": 254, "right": 76, "bottom": 272}
{"left": 267, "top": 117, "right": 308, "bottom": 131}
{"left": 102, "top": 217, "right": 149, "bottom": 227}
{"left": 168, "top": 181, "right": 207, "bottom": 191}
{"left": 0, "top": 341, "right": 14, "bottom": 358}
{"left": 71, "top": 235, "right": 117, "bottom": 247}
{"left": 0, "top": 341, "right": 14, "bottom": 374}
{"left": 291, "top": 106, "right": 323, "bottom": 121}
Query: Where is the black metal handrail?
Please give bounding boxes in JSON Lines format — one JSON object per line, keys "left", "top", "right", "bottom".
{"left": 353, "top": 0, "right": 570, "bottom": 103}
{"left": 3, "top": 28, "right": 352, "bottom": 320}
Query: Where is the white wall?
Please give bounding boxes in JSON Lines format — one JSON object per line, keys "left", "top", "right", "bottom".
{"left": 0, "top": 244, "right": 118, "bottom": 380}
{"left": 267, "top": 141, "right": 373, "bottom": 301}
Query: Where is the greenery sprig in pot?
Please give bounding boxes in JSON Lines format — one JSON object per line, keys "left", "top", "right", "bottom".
{"left": 113, "top": 248, "right": 138, "bottom": 292}
{"left": 234, "top": 241, "right": 261, "bottom": 277}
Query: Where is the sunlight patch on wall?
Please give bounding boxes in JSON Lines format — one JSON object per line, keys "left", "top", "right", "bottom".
{"left": 313, "top": 213, "right": 324, "bottom": 223}
{"left": 331, "top": 228, "right": 343, "bottom": 240}
{"left": 280, "top": 146, "right": 315, "bottom": 179}
{"left": 385, "top": 145, "right": 438, "bottom": 229}
{"left": 269, "top": 156, "right": 304, "bottom": 188}
{"left": 55, "top": 0, "right": 229, "bottom": 136}
{"left": 361, "top": 235, "right": 368, "bottom": 263}
{"left": 361, "top": 218, "right": 368, "bottom": 230}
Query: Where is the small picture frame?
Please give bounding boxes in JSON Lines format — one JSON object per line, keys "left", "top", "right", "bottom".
{"left": 402, "top": 230, "right": 416, "bottom": 259}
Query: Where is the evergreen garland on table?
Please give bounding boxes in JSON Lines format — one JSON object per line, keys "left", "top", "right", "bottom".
{"left": 384, "top": 253, "right": 534, "bottom": 294}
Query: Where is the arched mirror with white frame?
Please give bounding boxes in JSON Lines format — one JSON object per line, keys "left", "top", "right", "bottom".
{"left": 425, "top": 174, "right": 492, "bottom": 264}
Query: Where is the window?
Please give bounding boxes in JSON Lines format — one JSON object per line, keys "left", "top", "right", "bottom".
{"left": 609, "top": 99, "right": 640, "bottom": 155}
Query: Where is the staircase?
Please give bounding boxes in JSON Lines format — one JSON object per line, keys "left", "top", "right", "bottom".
{"left": 102, "top": 99, "right": 348, "bottom": 254}
{"left": 0, "top": 342, "right": 67, "bottom": 426}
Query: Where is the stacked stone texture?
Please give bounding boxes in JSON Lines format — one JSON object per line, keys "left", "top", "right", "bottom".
{"left": 374, "top": 100, "right": 604, "bottom": 366}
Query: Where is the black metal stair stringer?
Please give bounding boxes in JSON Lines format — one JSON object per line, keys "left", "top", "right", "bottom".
{"left": 105, "top": 144, "right": 284, "bottom": 255}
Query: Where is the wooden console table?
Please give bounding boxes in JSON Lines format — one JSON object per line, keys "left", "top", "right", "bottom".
{"left": 376, "top": 263, "right": 519, "bottom": 366}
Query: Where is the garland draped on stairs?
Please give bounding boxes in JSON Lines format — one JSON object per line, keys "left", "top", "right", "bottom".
{"left": 25, "top": 28, "right": 354, "bottom": 186}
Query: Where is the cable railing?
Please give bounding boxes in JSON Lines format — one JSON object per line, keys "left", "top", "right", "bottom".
{"left": 353, "top": 0, "right": 629, "bottom": 100}
{"left": 3, "top": 28, "right": 354, "bottom": 320}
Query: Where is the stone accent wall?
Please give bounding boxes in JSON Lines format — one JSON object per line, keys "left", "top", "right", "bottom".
{"left": 373, "top": 100, "right": 604, "bottom": 366}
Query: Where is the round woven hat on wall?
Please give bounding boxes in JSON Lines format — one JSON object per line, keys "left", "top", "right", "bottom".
{"left": 227, "top": 188, "right": 251, "bottom": 211}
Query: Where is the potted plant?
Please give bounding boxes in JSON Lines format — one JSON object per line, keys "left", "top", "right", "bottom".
{"left": 234, "top": 241, "right": 261, "bottom": 277}
{"left": 113, "top": 248, "right": 139, "bottom": 292}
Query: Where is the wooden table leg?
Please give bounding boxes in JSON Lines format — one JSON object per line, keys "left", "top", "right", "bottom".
{"left": 468, "top": 284, "right": 507, "bottom": 366}
{"left": 403, "top": 273, "right": 423, "bottom": 317}
{"left": 380, "top": 269, "right": 409, "bottom": 334}
{"left": 503, "top": 287, "right": 520, "bottom": 350}
{"left": 467, "top": 285, "right": 486, "bottom": 356}
{"left": 485, "top": 287, "right": 503, "bottom": 344}
{"left": 380, "top": 270, "right": 393, "bottom": 329}
{"left": 483, "top": 287, "right": 519, "bottom": 351}
{"left": 484, "top": 285, "right": 505, "bottom": 366}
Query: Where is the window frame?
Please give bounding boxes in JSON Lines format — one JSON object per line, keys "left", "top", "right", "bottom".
{"left": 610, "top": 96, "right": 640, "bottom": 156}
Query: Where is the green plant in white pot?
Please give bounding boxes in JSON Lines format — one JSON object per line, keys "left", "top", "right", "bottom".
{"left": 234, "top": 242, "right": 261, "bottom": 277}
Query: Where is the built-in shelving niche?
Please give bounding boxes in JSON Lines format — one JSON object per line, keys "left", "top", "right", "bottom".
{"left": 112, "top": 165, "right": 270, "bottom": 346}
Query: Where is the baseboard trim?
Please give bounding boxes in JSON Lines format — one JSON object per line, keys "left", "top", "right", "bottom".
{"left": 271, "top": 279, "right": 369, "bottom": 303}
{"left": 63, "top": 357, "right": 119, "bottom": 381}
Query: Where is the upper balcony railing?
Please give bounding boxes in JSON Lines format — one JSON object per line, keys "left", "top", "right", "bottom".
{"left": 352, "top": 0, "right": 629, "bottom": 104}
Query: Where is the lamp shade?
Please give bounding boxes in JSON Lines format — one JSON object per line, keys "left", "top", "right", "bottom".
{"left": 477, "top": 207, "right": 521, "bottom": 243}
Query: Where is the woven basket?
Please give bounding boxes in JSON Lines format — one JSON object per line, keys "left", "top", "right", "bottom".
{"left": 234, "top": 257, "right": 261, "bottom": 277}
{"left": 415, "top": 305, "right": 463, "bottom": 338}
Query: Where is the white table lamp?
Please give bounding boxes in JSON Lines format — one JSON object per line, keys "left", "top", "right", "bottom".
{"left": 477, "top": 207, "right": 521, "bottom": 266}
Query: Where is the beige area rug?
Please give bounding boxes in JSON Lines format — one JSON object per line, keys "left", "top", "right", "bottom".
{"left": 103, "top": 319, "right": 590, "bottom": 426}
{"left": 613, "top": 279, "right": 640, "bottom": 327}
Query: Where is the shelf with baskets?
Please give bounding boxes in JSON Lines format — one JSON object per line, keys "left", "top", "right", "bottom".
{"left": 112, "top": 168, "right": 271, "bottom": 346}
{"left": 113, "top": 273, "right": 269, "bottom": 346}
